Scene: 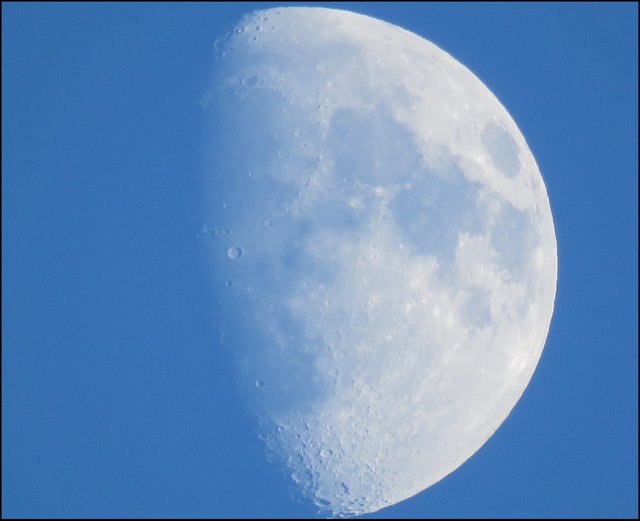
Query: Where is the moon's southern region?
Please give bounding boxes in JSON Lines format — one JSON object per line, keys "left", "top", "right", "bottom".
{"left": 203, "top": 7, "right": 557, "bottom": 517}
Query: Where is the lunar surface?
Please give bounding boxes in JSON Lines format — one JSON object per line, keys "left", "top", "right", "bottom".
{"left": 203, "top": 7, "right": 557, "bottom": 517}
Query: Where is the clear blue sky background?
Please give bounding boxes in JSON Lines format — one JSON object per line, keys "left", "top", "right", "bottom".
{"left": 3, "top": 2, "right": 637, "bottom": 518}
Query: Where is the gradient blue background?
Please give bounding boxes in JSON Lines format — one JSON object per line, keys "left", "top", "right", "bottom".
{"left": 3, "top": 3, "right": 638, "bottom": 518}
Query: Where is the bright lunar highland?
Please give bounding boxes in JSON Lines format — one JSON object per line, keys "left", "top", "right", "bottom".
{"left": 204, "top": 7, "right": 557, "bottom": 517}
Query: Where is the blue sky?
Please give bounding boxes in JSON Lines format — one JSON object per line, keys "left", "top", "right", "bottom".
{"left": 3, "top": 2, "right": 637, "bottom": 518}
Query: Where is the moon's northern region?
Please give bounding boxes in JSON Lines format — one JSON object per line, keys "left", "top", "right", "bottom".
{"left": 203, "top": 7, "right": 557, "bottom": 517}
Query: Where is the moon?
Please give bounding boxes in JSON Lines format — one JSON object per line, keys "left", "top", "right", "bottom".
{"left": 203, "top": 7, "right": 557, "bottom": 517}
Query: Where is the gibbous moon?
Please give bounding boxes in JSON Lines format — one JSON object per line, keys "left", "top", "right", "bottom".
{"left": 204, "top": 7, "right": 557, "bottom": 517}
